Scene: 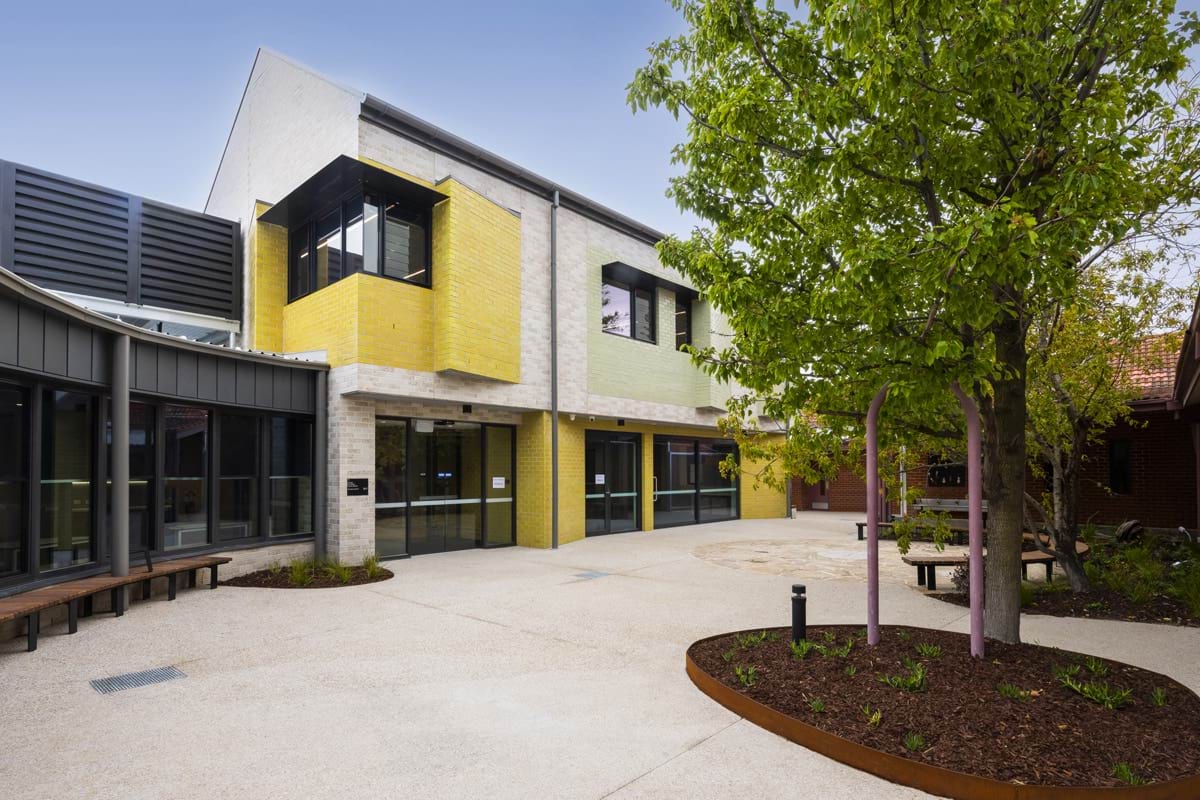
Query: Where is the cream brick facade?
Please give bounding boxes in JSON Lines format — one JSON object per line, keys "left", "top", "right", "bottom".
{"left": 206, "top": 50, "right": 787, "bottom": 560}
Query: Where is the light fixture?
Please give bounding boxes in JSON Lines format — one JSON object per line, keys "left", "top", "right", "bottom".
{"left": 462, "top": 404, "right": 473, "bottom": 414}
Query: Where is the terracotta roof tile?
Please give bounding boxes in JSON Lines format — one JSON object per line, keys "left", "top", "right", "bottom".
{"left": 1122, "top": 332, "right": 1182, "bottom": 401}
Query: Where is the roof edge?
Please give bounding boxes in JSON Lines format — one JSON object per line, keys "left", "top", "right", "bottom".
{"left": 360, "top": 95, "right": 668, "bottom": 246}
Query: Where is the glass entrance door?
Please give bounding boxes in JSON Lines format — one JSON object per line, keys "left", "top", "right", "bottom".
{"left": 653, "top": 435, "right": 739, "bottom": 528}
{"left": 408, "top": 421, "right": 482, "bottom": 556}
{"left": 585, "top": 431, "right": 641, "bottom": 536}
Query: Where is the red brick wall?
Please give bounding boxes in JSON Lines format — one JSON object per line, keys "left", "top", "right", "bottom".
{"left": 791, "top": 410, "right": 1199, "bottom": 528}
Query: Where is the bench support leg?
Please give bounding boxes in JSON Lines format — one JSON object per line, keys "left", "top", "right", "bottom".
{"left": 1046, "top": 563, "right": 1053, "bottom": 583}
{"left": 168, "top": 573, "right": 177, "bottom": 601}
{"left": 1021, "top": 563, "right": 1028, "bottom": 580}
{"left": 26, "top": 612, "right": 38, "bottom": 652}
{"left": 111, "top": 587, "right": 124, "bottom": 617}
{"left": 857, "top": 525, "right": 865, "bottom": 542}
{"left": 210, "top": 565, "right": 219, "bottom": 590}
{"left": 189, "top": 568, "right": 198, "bottom": 589}
{"left": 927, "top": 567, "right": 937, "bottom": 591}
{"left": 142, "top": 579, "right": 152, "bottom": 601}
{"left": 916, "top": 565, "right": 926, "bottom": 587}
{"left": 68, "top": 600, "right": 78, "bottom": 634}
{"left": 82, "top": 595, "right": 93, "bottom": 618}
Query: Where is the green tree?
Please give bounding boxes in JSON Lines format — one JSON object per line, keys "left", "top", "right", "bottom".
{"left": 630, "top": 0, "right": 1200, "bottom": 641}
{"left": 1025, "top": 250, "right": 1190, "bottom": 590}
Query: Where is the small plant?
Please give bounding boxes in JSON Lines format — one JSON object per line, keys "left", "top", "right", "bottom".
{"left": 844, "top": 664, "right": 858, "bottom": 677}
{"left": 737, "top": 630, "right": 772, "bottom": 649}
{"left": 823, "top": 638, "right": 854, "bottom": 658}
{"left": 914, "top": 643, "right": 942, "bottom": 659}
{"left": 949, "top": 563, "right": 970, "bottom": 594}
{"left": 721, "top": 649, "right": 736, "bottom": 664}
{"left": 861, "top": 705, "right": 882, "bottom": 726}
{"left": 1085, "top": 656, "right": 1109, "bottom": 676}
{"left": 807, "top": 697, "right": 826, "bottom": 713}
{"left": 324, "top": 560, "right": 353, "bottom": 584}
{"left": 822, "top": 630, "right": 837, "bottom": 643}
{"left": 895, "top": 630, "right": 910, "bottom": 641}
{"left": 1019, "top": 581, "right": 1038, "bottom": 608}
{"left": 878, "top": 659, "right": 928, "bottom": 693}
{"left": 1059, "top": 675, "right": 1133, "bottom": 710}
{"left": 997, "top": 682, "right": 1031, "bottom": 702}
{"left": 1151, "top": 687, "right": 1167, "bottom": 707}
{"left": 266, "top": 559, "right": 283, "bottom": 577}
{"left": 1111, "top": 762, "right": 1149, "bottom": 786}
{"left": 289, "top": 558, "right": 314, "bottom": 586}
{"left": 790, "top": 639, "right": 819, "bottom": 660}
{"left": 1085, "top": 600, "right": 1106, "bottom": 611}
{"left": 903, "top": 731, "right": 927, "bottom": 752}
{"left": 1052, "top": 663, "right": 1081, "bottom": 681}
{"left": 362, "top": 552, "right": 384, "bottom": 579}
{"left": 857, "top": 627, "right": 868, "bottom": 639}
{"left": 733, "top": 664, "right": 758, "bottom": 688}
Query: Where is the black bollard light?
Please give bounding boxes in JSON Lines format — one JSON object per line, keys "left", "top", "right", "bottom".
{"left": 791, "top": 584, "right": 807, "bottom": 644}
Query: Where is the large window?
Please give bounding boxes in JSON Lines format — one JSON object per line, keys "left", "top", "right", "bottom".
{"left": 106, "top": 402, "right": 155, "bottom": 554}
{"left": 652, "top": 435, "right": 739, "bottom": 528}
{"left": 1109, "top": 439, "right": 1133, "bottom": 495}
{"left": 219, "top": 414, "right": 258, "bottom": 541}
{"left": 0, "top": 384, "right": 27, "bottom": 578}
{"left": 40, "top": 390, "right": 95, "bottom": 571}
{"left": 270, "top": 417, "right": 313, "bottom": 536}
{"left": 602, "top": 279, "right": 655, "bottom": 343}
{"left": 163, "top": 405, "right": 209, "bottom": 550}
{"left": 288, "top": 190, "right": 432, "bottom": 301}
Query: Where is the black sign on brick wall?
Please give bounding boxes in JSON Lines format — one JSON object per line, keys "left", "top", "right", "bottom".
{"left": 347, "top": 478, "right": 369, "bottom": 496}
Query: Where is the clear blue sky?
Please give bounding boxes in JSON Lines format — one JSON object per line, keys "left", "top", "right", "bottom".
{"left": 0, "top": 0, "right": 695, "bottom": 235}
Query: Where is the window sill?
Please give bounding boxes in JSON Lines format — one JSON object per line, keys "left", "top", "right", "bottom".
{"left": 601, "top": 328, "right": 658, "bottom": 347}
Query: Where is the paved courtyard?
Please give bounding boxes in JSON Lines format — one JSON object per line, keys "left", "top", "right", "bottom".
{"left": 2, "top": 512, "right": 1197, "bottom": 799}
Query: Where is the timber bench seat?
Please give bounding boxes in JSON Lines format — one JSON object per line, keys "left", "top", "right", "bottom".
{"left": 901, "top": 537, "right": 1090, "bottom": 591}
{"left": 856, "top": 519, "right": 969, "bottom": 545}
{"left": 0, "top": 555, "right": 231, "bottom": 653}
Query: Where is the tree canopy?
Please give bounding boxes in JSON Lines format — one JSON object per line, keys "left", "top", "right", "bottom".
{"left": 630, "top": 0, "right": 1200, "bottom": 641}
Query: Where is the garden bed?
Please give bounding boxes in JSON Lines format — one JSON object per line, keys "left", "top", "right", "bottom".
{"left": 932, "top": 586, "right": 1200, "bottom": 627}
{"left": 687, "top": 625, "right": 1200, "bottom": 793}
{"left": 223, "top": 564, "right": 393, "bottom": 589}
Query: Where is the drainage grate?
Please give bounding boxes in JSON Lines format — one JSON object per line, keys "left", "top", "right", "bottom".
{"left": 574, "top": 571, "right": 610, "bottom": 580}
{"left": 90, "top": 666, "right": 186, "bottom": 695}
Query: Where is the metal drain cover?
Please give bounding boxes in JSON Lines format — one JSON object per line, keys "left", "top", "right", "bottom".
{"left": 90, "top": 666, "right": 186, "bottom": 694}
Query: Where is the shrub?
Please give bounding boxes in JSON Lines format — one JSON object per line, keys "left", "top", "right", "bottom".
{"left": 1059, "top": 675, "right": 1133, "bottom": 710}
{"left": 1085, "top": 656, "right": 1109, "bottom": 677}
{"left": 878, "top": 659, "right": 928, "bottom": 693}
{"left": 861, "top": 705, "right": 882, "bottom": 726}
{"left": 1019, "top": 582, "right": 1038, "bottom": 608}
{"left": 903, "top": 731, "right": 927, "bottom": 752}
{"left": 997, "top": 682, "right": 1031, "bottom": 702}
{"left": 362, "top": 553, "right": 384, "bottom": 579}
{"left": 790, "top": 639, "right": 819, "bottom": 660}
{"left": 1111, "top": 763, "right": 1148, "bottom": 786}
{"left": 1099, "top": 545, "right": 1165, "bottom": 605}
{"left": 324, "top": 560, "right": 353, "bottom": 584}
{"left": 844, "top": 664, "right": 858, "bottom": 677}
{"left": 823, "top": 638, "right": 854, "bottom": 658}
{"left": 737, "top": 630, "right": 774, "bottom": 649}
{"left": 721, "top": 649, "right": 736, "bottom": 663}
{"left": 266, "top": 560, "right": 283, "bottom": 577}
{"left": 807, "top": 697, "right": 826, "bottom": 713}
{"left": 1151, "top": 687, "right": 1167, "bottom": 707}
{"left": 1171, "top": 561, "right": 1200, "bottom": 616}
{"left": 289, "top": 558, "right": 314, "bottom": 587}
{"left": 1052, "top": 663, "right": 1081, "bottom": 681}
{"left": 733, "top": 665, "right": 758, "bottom": 688}
{"left": 914, "top": 643, "right": 942, "bottom": 659}
{"left": 949, "top": 563, "right": 970, "bottom": 594}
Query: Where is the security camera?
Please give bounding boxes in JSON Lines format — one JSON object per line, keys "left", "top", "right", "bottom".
{"left": 588, "top": 415, "right": 596, "bottom": 422}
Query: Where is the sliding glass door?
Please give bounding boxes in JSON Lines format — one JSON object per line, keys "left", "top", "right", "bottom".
{"left": 652, "top": 435, "right": 739, "bottom": 528}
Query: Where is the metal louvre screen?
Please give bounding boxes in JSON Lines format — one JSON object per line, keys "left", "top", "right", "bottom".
{"left": 140, "top": 201, "right": 237, "bottom": 318}
{"left": 0, "top": 160, "right": 240, "bottom": 321}
{"left": 11, "top": 166, "right": 130, "bottom": 299}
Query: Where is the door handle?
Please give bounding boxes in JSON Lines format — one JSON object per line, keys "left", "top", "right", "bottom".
{"left": 653, "top": 476, "right": 658, "bottom": 501}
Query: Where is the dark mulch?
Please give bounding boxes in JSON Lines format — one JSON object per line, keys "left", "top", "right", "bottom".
{"left": 222, "top": 566, "right": 393, "bottom": 589}
{"left": 689, "top": 625, "right": 1200, "bottom": 788}
{"left": 932, "top": 588, "right": 1200, "bottom": 627}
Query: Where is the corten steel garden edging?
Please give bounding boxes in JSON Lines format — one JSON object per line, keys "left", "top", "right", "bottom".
{"left": 685, "top": 630, "right": 1200, "bottom": 800}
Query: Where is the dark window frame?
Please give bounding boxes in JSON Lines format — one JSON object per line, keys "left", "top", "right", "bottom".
{"left": 674, "top": 296, "right": 692, "bottom": 351}
{"left": 286, "top": 183, "right": 434, "bottom": 303}
{"left": 601, "top": 278, "right": 657, "bottom": 345}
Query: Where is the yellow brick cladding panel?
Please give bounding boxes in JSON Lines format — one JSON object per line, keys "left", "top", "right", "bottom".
{"left": 432, "top": 179, "right": 522, "bottom": 383}
{"left": 250, "top": 205, "right": 287, "bottom": 353}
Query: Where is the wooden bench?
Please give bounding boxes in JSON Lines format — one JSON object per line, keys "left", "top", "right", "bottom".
{"left": 900, "top": 537, "right": 1090, "bottom": 591}
{"left": 0, "top": 555, "right": 231, "bottom": 652}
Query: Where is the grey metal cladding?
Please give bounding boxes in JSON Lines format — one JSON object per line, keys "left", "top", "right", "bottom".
{"left": 1, "top": 161, "right": 240, "bottom": 320}
{"left": 0, "top": 292, "right": 17, "bottom": 364}
{"left": 17, "top": 302, "right": 43, "bottom": 370}
{"left": 66, "top": 321, "right": 92, "bottom": 380}
{"left": 2, "top": 297, "right": 109, "bottom": 385}
{"left": 42, "top": 313, "right": 67, "bottom": 376}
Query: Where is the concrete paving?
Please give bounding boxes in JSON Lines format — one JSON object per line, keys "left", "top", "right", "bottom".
{"left": 1, "top": 512, "right": 1197, "bottom": 799}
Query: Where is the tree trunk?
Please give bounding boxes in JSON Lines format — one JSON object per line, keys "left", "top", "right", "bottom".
{"left": 1050, "top": 433, "right": 1090, "bottom": 591}
{"left": 982, "top": 313, "right": 1027, "bottom": 644}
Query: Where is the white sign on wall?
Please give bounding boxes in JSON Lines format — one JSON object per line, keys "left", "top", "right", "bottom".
{"left": 594, "top": 474, "right": 606, "bottom": 485}
{"left": 492, "top": 476, "right": 506, "bottom": 489}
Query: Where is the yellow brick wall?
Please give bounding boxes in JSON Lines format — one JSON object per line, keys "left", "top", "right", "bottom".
{"left": 516, "top": 411, "right": 552, "bottom": 548}
{"left": 432, "top": 179, "right": 522, "bottom": 383}
{"left": 740, "top": 450, "right": 789, "bottom": 520}
{"left": 282, "top": 274, "right": 359, "bottom": 364}
{"left": 249, "top": 204, "right": 287, "bottom": 352}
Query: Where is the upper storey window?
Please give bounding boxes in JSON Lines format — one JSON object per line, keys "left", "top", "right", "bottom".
{"left": 288, "top": 192, "right": 432, "bottom": 302}
{"left": 602, "top": 279, "right": 655, "bottom": 343}
{"left": 675, "top": 298, "right": 692, "bottom": 351}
